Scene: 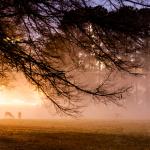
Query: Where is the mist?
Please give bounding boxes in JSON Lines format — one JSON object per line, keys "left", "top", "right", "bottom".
{"left": 0, "top": 72, "right": 150, "bottom": 120}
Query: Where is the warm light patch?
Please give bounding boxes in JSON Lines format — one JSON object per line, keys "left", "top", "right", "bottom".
{"left": 0, "top": 86, "right": 42, "bottom": 107}
{"left": 0, "top": 98, "right": 39, "bottom": 106}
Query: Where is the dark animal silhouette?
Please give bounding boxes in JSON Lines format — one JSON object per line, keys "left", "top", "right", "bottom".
{"left": 4, "top": 112, "right": 15, "bottom": 119}
{"left": 18, "top": 112, "right": 22, "bottom": 119}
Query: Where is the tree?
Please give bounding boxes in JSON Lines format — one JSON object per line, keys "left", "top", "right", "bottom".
{"left": 0, "top": 0, "right": 149, "bottom": 115}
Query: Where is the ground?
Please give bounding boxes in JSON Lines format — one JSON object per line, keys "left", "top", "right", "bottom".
{"left": 0, "top": 119, "right": 150, "bottom": 150}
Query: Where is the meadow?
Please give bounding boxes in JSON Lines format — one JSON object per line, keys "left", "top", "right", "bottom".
{"left": 0, "top": 119, "right": 150, "bottom": 150}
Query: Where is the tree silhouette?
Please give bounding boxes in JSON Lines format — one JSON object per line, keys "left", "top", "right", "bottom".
{"left": 0, "top": 0, "right": 149, "bottom": 115}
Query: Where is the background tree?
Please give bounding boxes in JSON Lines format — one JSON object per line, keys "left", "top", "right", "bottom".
{"left": 0, "top": 0, "right": 149, "bottom": 115}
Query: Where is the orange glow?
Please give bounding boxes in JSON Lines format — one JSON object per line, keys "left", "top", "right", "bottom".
{"left": 0, "top": 97, "right": 40, "bottom": 106}
{"left": 0, "top": 81, "right": 42, "bottom": 107}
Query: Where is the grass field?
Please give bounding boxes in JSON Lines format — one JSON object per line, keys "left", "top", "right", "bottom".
{"left": 0, "top": 119, "right": 150, "bottom": 150}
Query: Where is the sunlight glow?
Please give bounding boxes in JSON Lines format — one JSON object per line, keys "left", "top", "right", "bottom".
{"left": 0, "top": 87, "right": 42, "bottom": 107}
{"left": 0, "top": 98, "right": 39, "bottom": 106}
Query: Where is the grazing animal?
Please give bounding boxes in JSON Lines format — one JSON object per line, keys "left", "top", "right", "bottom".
{"left": 4, "top": 112, "right": 15, "bottom": 119}
{"left": 18, "top": 112, "right": 22, "bottom": 119}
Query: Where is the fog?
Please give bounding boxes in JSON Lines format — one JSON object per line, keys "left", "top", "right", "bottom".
{"left": 0, "top": 72, "right": 150, "bottom": 120}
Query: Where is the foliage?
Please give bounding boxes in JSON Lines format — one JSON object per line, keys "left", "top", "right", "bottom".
{"left": 0, "top": 0, "right": 149, "bottom": 115}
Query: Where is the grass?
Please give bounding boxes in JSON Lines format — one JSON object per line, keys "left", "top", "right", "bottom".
{"left": 0, "top": 119, "right": 150, "bottom": 150}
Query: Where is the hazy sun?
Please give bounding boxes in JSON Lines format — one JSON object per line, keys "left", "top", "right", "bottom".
{"left": 0, "top": 86, "right": 41, "bottom": 106}
{"left": 0, "top": 98, "right": 39, "bottom": 106}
